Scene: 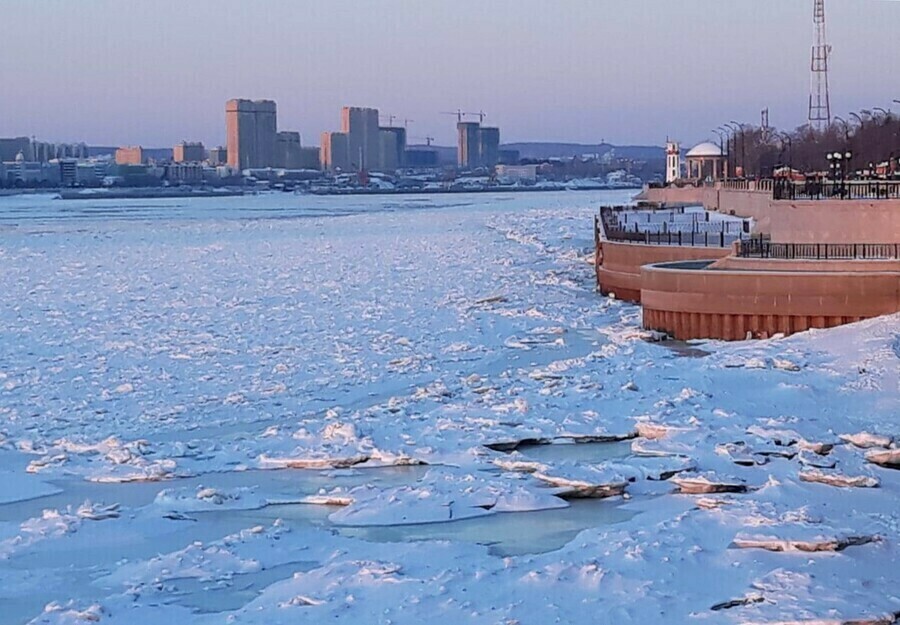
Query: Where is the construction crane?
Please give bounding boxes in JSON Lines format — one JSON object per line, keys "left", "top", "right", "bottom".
{"left": 412, "top": 136, "right": 435, "bottom": 147}
{"left": 440, "top": 110, "right": 465, "bottom": 123}
{"left": 464, "top": 111, "right": 487, "bottom": 124}
{"left": 380, "top": 114, "right": 398, "bottom": 127}
{"left": 808, "top": 0, "right": 832, "bottom": 130}
{"left": 402, "top": 118, "right": 414, "bottom": 129}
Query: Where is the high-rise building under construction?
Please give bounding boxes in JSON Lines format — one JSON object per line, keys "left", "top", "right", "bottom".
{"left": 457, "top": 122, "right": 481, "bottom": 169}
{"left": 457, "top": 122, "right": 500, "bottom": 169}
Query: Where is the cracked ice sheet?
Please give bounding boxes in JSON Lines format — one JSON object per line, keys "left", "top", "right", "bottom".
{"left": 1, "top": 192, "right": 899, "bottom": 624}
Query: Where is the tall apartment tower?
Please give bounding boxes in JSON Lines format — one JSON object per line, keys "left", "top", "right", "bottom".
{"left": 276, "top": 131, "right": 303, "bottom": 169}
{"left": 665, "top": 141, "right": 681, "bottom": 183}
{"left": 226, "top": 99, "right": 278, "bottom": 170}
{"left": 378, "top": 130, "right": 399, "bottom": 171}
{"left": 457, "top": 122, "right": 481, "bottom": 169}
{"left": 379, "top": 126, "right": 407, "bottom": 170}
{"left": 478, "top": 127, "right": 500, "bottom": 168}
{"left": 321, "top": 132, "right": 350, "bottom": 171}
{"left": 341, "top": 107, "right": 380, "bottom": 171}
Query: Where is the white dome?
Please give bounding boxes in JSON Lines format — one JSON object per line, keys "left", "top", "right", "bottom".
{"left": 686, "top": 142, "right": 723, "bottom": 158}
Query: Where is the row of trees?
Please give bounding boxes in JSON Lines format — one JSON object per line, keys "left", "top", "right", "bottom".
{"left": 718, "top": 110, "right": 900, "bottom": 178}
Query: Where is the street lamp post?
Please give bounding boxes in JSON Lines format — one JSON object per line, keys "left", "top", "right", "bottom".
{"left": 712, "top": 129, "right": 727, "bottom": 179}
{"left": 833, "top": 116, "right": 851, "bottom": 145}
{"left": 775, "top": 132, "right": 794, "bottom": 199}
{"left": 730, "top": 121, "right": 747, "bottom": 177}
{"left": 778, "top": 132, "right": 793, "bottom": 171}
{"left": 726, "top": 122, "right": 742, "bottom": 177}
{"left": 826, "top": 150, "right": 853, "bottom": 198}
{"left": 893, "top": 102, "right": 900, "bottom": 160}
{"left": 720, "top": 125, "right": 734, "bottom": 179}
{"left": 846, "top": 150, "right": 854, "bottom": 196}
{"left": 712, "top": 129, "right": 725, "bottom": 156}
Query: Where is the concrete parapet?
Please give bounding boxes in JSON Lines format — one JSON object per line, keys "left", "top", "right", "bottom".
{"left": 640, "top": 262, "right": 900, "bottom": 340}
{"left": 639, "top": 185, "right": 900, "bottom": 244}
{"left": 596, "top": 240, "right": 730, "bottom": 303}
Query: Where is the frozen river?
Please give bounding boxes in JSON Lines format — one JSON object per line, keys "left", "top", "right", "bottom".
{"left": 0, "top": 191, "right": 898, "bottom": 624}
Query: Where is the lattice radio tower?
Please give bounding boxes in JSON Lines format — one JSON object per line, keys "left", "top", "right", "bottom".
{"left": 808, "top": 0, "right": 832, "bottom": 130}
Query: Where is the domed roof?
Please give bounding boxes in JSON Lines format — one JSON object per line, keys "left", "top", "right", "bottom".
{"left": 686, "top": 142, "right": 723, "bottom": 158}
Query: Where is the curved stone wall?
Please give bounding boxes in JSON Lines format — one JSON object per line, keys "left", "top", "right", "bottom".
{"left": 640, "top": 262, "right": 900, "bottom": 340}
{"left": 710, "top": 256, "right": 900, "bottom": 273}
{"left": 596, "top": 240, "right": 731, "bottom": 303}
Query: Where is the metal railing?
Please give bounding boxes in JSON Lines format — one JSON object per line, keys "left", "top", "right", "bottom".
{"left": 605, "top": 229, "right": 745, "bottom": 247}
{"left": 774, "top": 179, "right": 900, "bottom": 201}
{"left": 738, "top": 238, "right": 900, "bottom": 260}
{"left": 598, "top": 206, "right": 748, "bottom": 248}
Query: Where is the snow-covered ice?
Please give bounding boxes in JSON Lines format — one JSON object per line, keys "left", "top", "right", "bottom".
{"left": 0, "top": 191, "right": 898, "bottom": 624}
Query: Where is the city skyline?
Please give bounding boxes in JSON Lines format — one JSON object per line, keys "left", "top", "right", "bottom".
{"left": 1, "top": 0, "right": 899, "bottom": 148}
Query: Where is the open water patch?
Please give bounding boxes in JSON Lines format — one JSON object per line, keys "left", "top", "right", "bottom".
{"left": 514, "top": 439, "right": 633, "bottom": 465}
{"left": 330, "top": 498, "right": 637, "bottom": 557}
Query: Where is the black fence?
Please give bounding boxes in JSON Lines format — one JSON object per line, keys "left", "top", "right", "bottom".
{"left": 774, "top": 179, "right": 900, "bottom": 201}
{"left": 604, "top": 229, "right": 744, "bottom": 248}
{"left": 598, "top": 205, "right": 747, "bottom": 248}
{"left": 738, "top": 239, "right": 900, "bottom": 260}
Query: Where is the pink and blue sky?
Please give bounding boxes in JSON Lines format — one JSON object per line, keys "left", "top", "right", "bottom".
{"left": 1, "top": 0, "right": 897, "bottom": 147}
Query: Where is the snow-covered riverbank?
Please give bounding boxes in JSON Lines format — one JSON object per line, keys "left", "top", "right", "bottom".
{"left": 1, "top": 191, "right": 897, "bottom": 624}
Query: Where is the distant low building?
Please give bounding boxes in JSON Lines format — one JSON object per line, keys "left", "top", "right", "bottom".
{"left": 298, "top": 147, "right": 321, "bottom": 170}
{"left": 1, "top": 154, "right": 57, "bottom": 185}
{"left": 54, "top": 159, "right": 105, "bottom": 187}
{"left": 0, "top": 137, "right": 88, "bottom": 164}
{"left": 107, "top": 163, "right": 163, "bottom": 187}
{"left": 166, "top": 162, "right": 205, "bottom": 184}
{"left": 57, "top": 159, "right": 78, "bottom": 186}
{"left": 0, "top": 137, "right": 32, "bottom": 162}
{"left": 498, "top": 149, "right": 520, "bottom": 165}
{"left": 115, "top": 146, "right": 145, "bottom": 165}
{"left": 174, "top": 141, "right": 206, "bottom": 163}
{"left": 208, "top": 146, "right": 228, "bottom": 166}
{"left": 32, "top": 141, "right": 88, "bottom": 162}
{"left": 404, "top": 148, "right": 438, "bottom": 168}
{"left": 495, "top": 164, "right": 538, "bottom": 183}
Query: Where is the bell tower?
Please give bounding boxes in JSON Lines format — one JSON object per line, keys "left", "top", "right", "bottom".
{"left": 665, "top": 141, "right": 681, "bottom": 184}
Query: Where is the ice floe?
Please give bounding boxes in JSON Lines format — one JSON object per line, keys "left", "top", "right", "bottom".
{"left": 0, "top": 192, "right": 898, "bottom": 624}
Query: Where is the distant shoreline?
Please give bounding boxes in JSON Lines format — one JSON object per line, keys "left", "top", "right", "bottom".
{"left": 0, "top": 184, "right": 643, "bottom": 201}
{"left": 307, "top": 185, "right": 642, "bottom": 197}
